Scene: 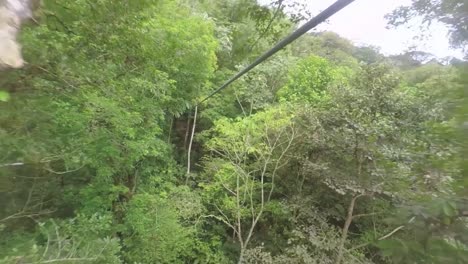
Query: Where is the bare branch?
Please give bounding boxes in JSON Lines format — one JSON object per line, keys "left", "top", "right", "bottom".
{"left": 28, "top": 258, "right": 98, "bottom": 264}
{"left": 248, "top": 0, "right": 284, "bottom": 51}
{"left": 222, "top": 183, "right": 237, "bottom": 196}
{"left": 378, "top": 225, "right": 405, "bottom": 241}
{"left": 235, "top": 92, "right": 247, "bottom": 117}
{"left": 43, "top": 164, "right": 84, "bottom": 175}
{"left": 352, "top": 212, "right": 380, "bottom": 219}
{"left": 378, "top": 217, "right": 415, "bottom": 240}
{"left": 186, "top": 105, "right": 198, "bottom": 183}
{"left": 336, "top": 194, "right": 367, "bottom": 264}
{"left": 214, "top": 204, "right": 236, "bottom": 231}
{"left": 0, "top": 162, "right": 24, "bottom": 167}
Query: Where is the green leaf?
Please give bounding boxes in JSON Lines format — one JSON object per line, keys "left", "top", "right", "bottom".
{"left": 442, "top": 202, "right": 456, "bottom": 217}
{"left": 0, "top": 91, "right": 10, "bottom": 102}
{"left": 376, "top": 239, "right": 406, "bottom": 256}
{"left": 334, "top": 204, "right": 345, "bottom": 215}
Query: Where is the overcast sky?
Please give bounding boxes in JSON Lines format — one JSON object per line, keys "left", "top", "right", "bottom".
{"left": 262, "top": 0, "right": 464, "bottom": 58}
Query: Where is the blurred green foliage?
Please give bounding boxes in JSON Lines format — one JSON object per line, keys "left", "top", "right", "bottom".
{"left": 0, "top": 0, "right": 466, "bottom": 263}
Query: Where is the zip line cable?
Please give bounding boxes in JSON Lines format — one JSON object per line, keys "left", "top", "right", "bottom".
{"left": 198, "top": 0, "right": 356, "bottom": 104}
{"left": 186, "top": 0, "right": 356, "bottom": 178}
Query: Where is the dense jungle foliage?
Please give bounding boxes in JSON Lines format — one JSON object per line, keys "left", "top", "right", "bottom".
{"left": 0, "top": 0, "right": 467, "bottom": 263}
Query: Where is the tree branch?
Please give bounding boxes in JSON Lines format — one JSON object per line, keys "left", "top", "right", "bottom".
{"left": 336, "top": 194, "right": 366, "bottom": 264}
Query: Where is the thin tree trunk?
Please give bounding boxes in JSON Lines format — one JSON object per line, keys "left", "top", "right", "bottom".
{"left": 336, "top": 194, "right": 364, "bottom": 264}
{"left": 238, "top": 247, "right": 245, "bottom": 264}
{"left": 186, "top": 106, "right": 198, "bottom": 184}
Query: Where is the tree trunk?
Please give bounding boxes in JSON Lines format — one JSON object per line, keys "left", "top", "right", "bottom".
{"left": 238, "top": 247, "right": 245, "bottom": 264}
{"left": 336, "top": 194, "right": 363, "bottom": 264}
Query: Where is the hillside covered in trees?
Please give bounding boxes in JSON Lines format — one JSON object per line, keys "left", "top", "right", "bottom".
{"left": 0, "top": 0, "right": 467, "bottom": 263}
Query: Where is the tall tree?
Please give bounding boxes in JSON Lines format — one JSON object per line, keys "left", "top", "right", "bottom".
{"left": 387, "top": 0, "right": 468, "bottom": 53}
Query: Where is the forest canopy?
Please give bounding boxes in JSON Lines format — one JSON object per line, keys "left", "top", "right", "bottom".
{"left": 0, "top": 0, "right": 467, "bottom": 263}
